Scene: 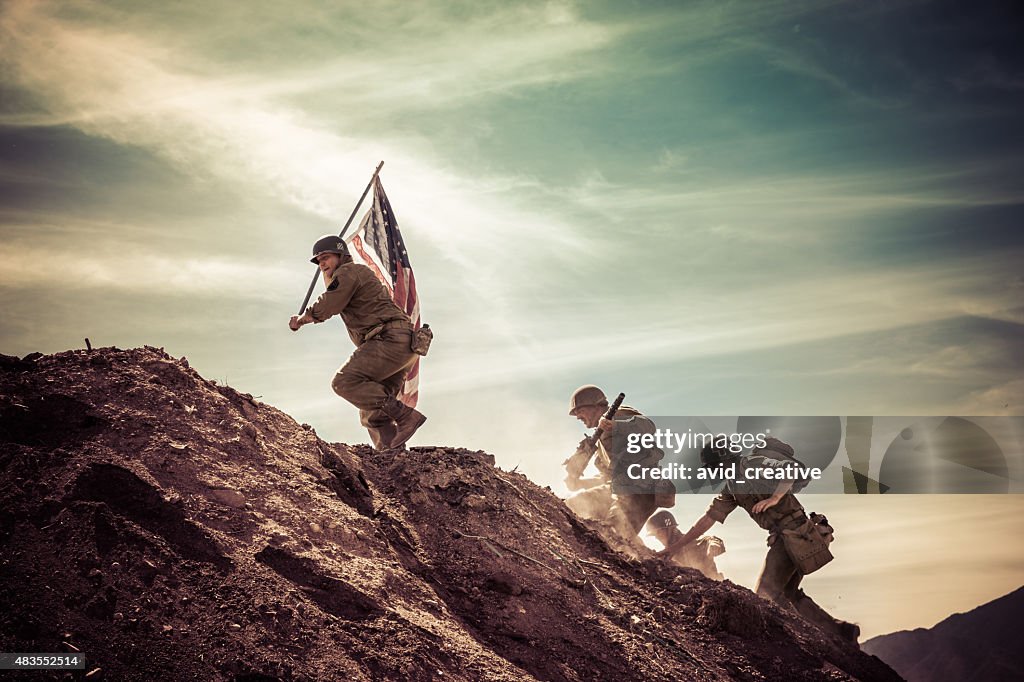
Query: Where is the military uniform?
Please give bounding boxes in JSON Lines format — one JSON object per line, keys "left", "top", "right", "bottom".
{"left": 306, "top": 257, "right": 418, "bottom": 448}
{"left": 597, "top": 406, "right": 666, "bottom": 536}
{"left": 706, "top": 445, "right": 857, "bottom": 640}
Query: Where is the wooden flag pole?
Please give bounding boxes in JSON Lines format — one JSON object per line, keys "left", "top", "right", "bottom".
{"left": 297, "top": 161, "right": 385, "bottom": 314}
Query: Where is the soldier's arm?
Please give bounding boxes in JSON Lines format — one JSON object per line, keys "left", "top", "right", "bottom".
{"left": 660, "top": 513, "right": 716, "bottom": 556}
{"left": 566, "top": 475, "right": 605, "bottom": 492}
{"left": 306, "top": 267, "right": 360, "bottom": 323}
{"left": 289, "top": 311, "right": 313, "bottom": 331}
{"left": 751, "top": 480, "right": 794, "bottom": 513}
{"left": 681, "top": 513, "right": 716, "bottom": 544}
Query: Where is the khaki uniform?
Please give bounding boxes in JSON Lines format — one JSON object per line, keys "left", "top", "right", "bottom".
{"left": 306, "top": 259, "right": 417, "bottom": 443}
{"left": 575, "top": 406, "right": 666, "bottom": 537}
{"left": 707, "top": 451, "right": 855, "bottom": 640}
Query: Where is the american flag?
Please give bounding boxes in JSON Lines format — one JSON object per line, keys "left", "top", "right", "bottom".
{"left": 345, "top": 177, "right": 422, "bottom": 407}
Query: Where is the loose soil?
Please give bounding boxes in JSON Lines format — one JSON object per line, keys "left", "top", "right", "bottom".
{"left": 0, "top": 347, "right": 901, "bottom": 681}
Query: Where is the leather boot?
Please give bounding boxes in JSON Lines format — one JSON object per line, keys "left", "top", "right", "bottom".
{"left": 381, "top": 396, "right": 426, "bottom": 449}
{"left": 366, "top": 422, "right": 398, "bottom": 451}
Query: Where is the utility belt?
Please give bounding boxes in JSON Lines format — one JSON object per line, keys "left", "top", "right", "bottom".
{"left": 362, "top": 319, "right": 433, "bottom": 357}
{"left": 362, "top": 319, "right": 413, "bottom": 342}
{"left": 770, "top": 509, "right": 807, "bottom": 535}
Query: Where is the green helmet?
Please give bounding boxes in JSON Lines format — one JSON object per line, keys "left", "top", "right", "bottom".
{"left": 310, "top": 235, "right": 348, "bottom": 264}
{"left": 645, "top": 510, "right": 677, "bottom": 533}
{"left": 568, "top": 385, "right": 608, "bottom": 415}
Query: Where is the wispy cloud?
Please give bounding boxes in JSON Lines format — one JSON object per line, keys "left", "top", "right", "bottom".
{"left": 0, "top": 237, "right": 295, "bottom": 299}
{"left": 423, "top": 253, "right": 1024, "bottom": 395}
{"left": 0, "top": 0, "right": 606, "bottom": 328}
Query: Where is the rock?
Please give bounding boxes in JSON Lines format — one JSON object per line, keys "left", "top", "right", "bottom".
{"left": 462, "top": 494, "right": 489, "bottom": 510}
{"left": 0, "top": 353, "right": 23, "bottom": 369}
{"left": 21, "top": 352, "right": 43, "bottom": 363}
{"left": 136, "top": 559, "right": 159, "bottom": 584}
{"left": 229, "top": 623, "right": 242, "bottom": 631}
{"left": 208, "top": 487, "right": 246, "bottom": 509}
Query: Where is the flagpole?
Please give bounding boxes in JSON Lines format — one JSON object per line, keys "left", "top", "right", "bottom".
{"left": 297, "top": 161, "right": 385, "bottom": 314}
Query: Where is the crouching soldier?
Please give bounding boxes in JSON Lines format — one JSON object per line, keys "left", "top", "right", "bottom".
{"left": 565, "top": 385, "right": 674, "bottom": 544}
{"left": 667, "top": 437, "right": 860, "bottom": 643}
{"left": 645, "top": 510, "right": 725, "bottom": 580}
{"left": 289, "top": 235, "right": 425, "bottom": 451}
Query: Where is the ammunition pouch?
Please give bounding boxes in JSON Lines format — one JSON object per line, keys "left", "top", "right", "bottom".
{"left": 410, "top": 324, "right": 433, "bottom": 356}
{"left": 781, "top": 513, "right": 834, "bottom": 575}
{"left": 809, "top": 511, "right": 834, "bottom": 543}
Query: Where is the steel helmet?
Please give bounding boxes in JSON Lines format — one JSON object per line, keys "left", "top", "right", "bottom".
{"left": 700, "top": 442, "right": 738, "bottom": 469}
{"left": 310, "top": 235, "right": 348, "bottom": 264}
{"left": 569, "top": 385, "right": 608, "bottom": 415}
{"left": 645, "top": 510, "right": 678, "bottom": 533}
{"left": 755, "top": 436, "right": 796, "bottom": 459}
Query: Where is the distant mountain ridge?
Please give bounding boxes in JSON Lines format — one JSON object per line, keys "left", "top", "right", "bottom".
{"left": 862, "top": 586, "right": 1024, "bottom": 682}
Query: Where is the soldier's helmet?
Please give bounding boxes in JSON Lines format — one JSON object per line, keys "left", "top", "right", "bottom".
{"left": 310, "top": 235, "right": 349, "bottom": 264}
{"left": 700, "top": 442, "right": 738, "bottom": 469}
{"left": 755, "top": 436, "right": 796, "bottom": 458}
{"left": 568, "top": 385, "right": 608, "bottom": 415}
{"left": 645, "top": 510, "right": 678, "bottom": 534}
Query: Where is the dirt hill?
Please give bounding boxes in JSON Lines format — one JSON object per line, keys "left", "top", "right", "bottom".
{"left": 0, "top": 347, "right": 900, "bottom": 681}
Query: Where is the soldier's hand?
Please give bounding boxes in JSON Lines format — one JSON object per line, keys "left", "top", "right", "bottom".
{"left": 576, "top": 436, "right": 596, "bottom": 457}
{"left": 752, "top": 496, "right": 782, "bottom": 513}
{"left": 289, "top": 315, "right": 302, "bottom": 332}
{"left": 598, "top": 417, "right": 616, "bottom": 433}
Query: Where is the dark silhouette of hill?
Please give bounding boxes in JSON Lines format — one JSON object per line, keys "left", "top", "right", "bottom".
{"left": 863, "top": 586, "right": 1024, "bottom": 682}
{"left": 1, "top": 346, "right": 900, "bottom": 681}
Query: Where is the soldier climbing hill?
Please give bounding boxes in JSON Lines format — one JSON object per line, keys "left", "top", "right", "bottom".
{"left": 564, "top": 385, "right": 675, "bottom": 545}
{"left": 289, "top": 235, "right": 425, "bottom": 451}
{"left": 644, "top": 510, "right": 725, "bottom": 580}
{"left": 668, "top": 437, "right": 860, "bottom": 643}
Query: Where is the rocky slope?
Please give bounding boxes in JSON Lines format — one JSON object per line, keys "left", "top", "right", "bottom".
{"left": 863, "top": 587, "right": 1024, "bottom": 682}
{"left": 0, "top": 347, "right": 900, "bottom": 681}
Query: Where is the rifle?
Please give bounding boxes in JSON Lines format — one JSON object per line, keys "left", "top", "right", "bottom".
{"left": 563, "top": 392, "right": 625, "bottom": 489}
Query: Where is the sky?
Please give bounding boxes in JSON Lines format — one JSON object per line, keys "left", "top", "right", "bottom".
{"left": 2, "top": 0, "right": 1023, "bottom": 640}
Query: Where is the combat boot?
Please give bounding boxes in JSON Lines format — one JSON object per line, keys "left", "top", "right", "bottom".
{"left": 381, "top": 396, "right": 426, "bottom": 449}
{"left": 366, "top": 423, "right": 398, "bottom": 451}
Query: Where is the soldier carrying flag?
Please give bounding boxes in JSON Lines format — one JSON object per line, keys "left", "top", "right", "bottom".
{"left": 289, "top": 166, "right": 430, "bottom": 451}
